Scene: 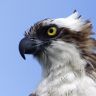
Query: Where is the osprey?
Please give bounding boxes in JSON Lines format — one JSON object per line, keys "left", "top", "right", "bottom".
{"left": 19, "top": 11, "right": 96, "bottom": 96}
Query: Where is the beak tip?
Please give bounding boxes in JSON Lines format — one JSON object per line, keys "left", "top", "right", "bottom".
{"left": 22, "top": 55, "right": 26, "bottom": 60}
{"left": 19, "top": 46, "right": 26, "bottom": 60}
{"left": 19, "top": 48, "right": 26, "bottom": 60}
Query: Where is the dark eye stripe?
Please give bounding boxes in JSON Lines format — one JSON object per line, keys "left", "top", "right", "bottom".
{"left": 35, "top": 24, "right": 64, "bottom": 41}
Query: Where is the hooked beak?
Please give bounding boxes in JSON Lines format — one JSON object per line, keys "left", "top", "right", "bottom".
{"left": 19, "top": 37, "right": 39, "bottom": 59}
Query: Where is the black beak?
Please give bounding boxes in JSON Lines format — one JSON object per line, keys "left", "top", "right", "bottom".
{"left": 19, "top": 37, "right": 39, "bottom": 59}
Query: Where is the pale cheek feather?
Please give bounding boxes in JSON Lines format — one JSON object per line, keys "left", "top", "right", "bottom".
{"left": 44, "top": 40, "right": 86, "bottom": 76}
{"left": 36, "top": 40, "right": 96, "bottom": 96}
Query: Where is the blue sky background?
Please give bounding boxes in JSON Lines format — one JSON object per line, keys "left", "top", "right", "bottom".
{"left": 0, "top": 0, "right": 96, "bottom": 96}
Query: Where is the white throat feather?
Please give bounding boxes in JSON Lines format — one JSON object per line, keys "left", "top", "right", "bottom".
{"left": 39, "top": 40, "right": 86, "bottom": 78}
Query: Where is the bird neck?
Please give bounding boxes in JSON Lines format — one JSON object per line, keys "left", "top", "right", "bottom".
{"left": 42, "top": 56, "right": 86, "bottom": 80}
{"left": 41, "top": 41, "right": 86, "bottom": 79}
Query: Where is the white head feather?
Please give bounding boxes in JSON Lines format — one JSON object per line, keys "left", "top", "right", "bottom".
{"left": 43, "top": 11, "right": 86, "bottom": 31}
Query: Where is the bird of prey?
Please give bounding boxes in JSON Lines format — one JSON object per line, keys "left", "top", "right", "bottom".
{"left": 19, "top": 11, "right": 96, "bottom": 96}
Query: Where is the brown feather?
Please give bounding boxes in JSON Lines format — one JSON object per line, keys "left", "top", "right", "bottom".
{"left": 61, "top": 20, "right": 96, "bottom": 79}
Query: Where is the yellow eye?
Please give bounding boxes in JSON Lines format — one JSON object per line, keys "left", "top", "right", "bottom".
{"left": 47, "top": 27, "right": 57, "bottom": 36}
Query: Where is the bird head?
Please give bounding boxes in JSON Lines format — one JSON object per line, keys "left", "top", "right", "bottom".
{"left": 19, "top": 11, "right": 96, "bottom": 76}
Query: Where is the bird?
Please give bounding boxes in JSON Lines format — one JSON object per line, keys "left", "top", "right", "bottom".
{"left": 19, "top": 11, "right": 96, "bottom": 96}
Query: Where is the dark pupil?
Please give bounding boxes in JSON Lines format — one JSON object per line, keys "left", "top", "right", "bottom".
{"left": 49, "top": 29, "right": 53, "bottom": 33}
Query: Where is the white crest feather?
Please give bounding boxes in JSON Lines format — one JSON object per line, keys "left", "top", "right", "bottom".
{"left": 43, "top": 11, "right": 86, "bottom": 31}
